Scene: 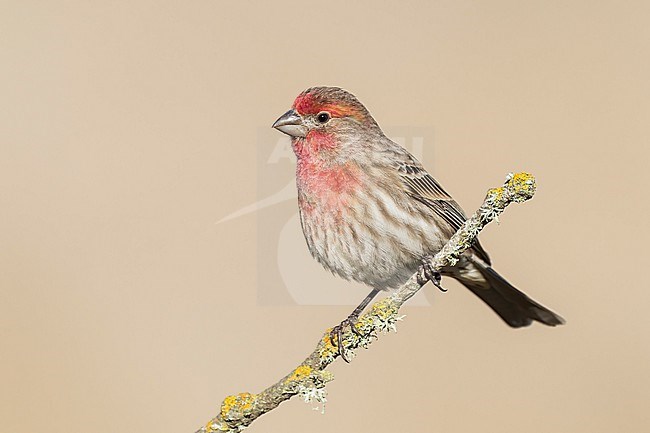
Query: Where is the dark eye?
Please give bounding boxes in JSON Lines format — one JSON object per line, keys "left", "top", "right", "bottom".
{"left": 316, "top": 112, "right": 331, "bottom": 124}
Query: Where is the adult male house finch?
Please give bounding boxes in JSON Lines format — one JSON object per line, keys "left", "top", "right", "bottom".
{"left": 272, "top": 87, "right": 564, "bottom": 355}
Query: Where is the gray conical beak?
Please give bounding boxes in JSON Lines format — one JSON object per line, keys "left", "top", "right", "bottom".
{"left": 272, "top": 109, "right": 307, "bottom": 138}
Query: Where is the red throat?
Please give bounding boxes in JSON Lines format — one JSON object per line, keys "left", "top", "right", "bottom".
{"left": 296, "top": 158, "right": 361, "bottom": 215}
{"left": 294, "top": 131, "right": 361, "bottom": 213}
{"left": 292, "top": 130, "right": 336, "bottom": 159}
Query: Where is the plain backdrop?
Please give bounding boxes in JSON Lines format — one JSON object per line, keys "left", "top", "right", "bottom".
{"left": 2, "top": 1, "right": 649, "bottom": 432}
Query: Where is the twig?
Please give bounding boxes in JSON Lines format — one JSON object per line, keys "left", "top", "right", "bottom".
{"left": 197, "top": 172, "right": 537, "bottom": 433}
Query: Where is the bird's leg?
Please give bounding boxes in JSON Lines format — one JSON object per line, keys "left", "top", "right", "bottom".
{"left": 330, "top": 288, "right": 381, "bottom": 362}
{"left": 417, "top": 255, "right": 447, "bottom": 292}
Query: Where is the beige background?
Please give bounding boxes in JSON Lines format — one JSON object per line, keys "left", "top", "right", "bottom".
{"left": 2, "top": 1, "right": 649, "bottom": 432}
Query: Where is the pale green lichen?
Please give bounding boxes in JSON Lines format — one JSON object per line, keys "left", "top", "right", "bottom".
{"left": 368, "top": 299, "right": 403, "bottom": 333}
{"left": 299, "top": 370, "right": 332, "bottom": 412}
{"left": 204, "top": 421, "right": 230, "bottom": 433}
{"left": 317, "top": 298, "right": 404, "bottom": 362}
{"left": 283, "top": 364, "right": 333, "bottom": 413}
{"left": 297, "top": 384, "right": 328, "bottom": 413}
{"left": 352, "top": 298, "right": 403, "bottom": 340}
{"left": 480, "top": 191, "right": 503, "bottom": 223}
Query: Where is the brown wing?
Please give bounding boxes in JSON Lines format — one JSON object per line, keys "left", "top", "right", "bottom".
{"left": 397, "top": 158, "right": 491, "bottom": 265}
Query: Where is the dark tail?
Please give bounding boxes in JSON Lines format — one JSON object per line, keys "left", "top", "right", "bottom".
{"left": 456, "top": 260, "right": 565, "bottom": 328}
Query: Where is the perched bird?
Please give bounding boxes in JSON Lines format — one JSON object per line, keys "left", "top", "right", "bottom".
{"left": 272, "top": 87, "right": 564, "bottom": 357}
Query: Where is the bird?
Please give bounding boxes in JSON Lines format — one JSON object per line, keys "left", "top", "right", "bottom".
{"left": 272, "top": 87, "right": 564, "bottom": 358}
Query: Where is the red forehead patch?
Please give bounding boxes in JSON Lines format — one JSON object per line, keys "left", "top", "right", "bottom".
{"left": 293, "top": 92, "right": 317, "bottom": 115}
{"left": 293, "top": 92, "right": 360, "bottom": 118}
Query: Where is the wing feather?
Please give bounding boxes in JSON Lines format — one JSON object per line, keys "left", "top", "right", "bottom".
{"left": 396, "top": 157, "right": 491, "bottom": 265}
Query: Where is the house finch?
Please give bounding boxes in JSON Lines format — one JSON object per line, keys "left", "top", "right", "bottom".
{"left": 272, "top": 87, "right": 564, "bottom": 357}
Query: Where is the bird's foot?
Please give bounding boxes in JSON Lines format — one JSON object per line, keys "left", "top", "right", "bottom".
{"left": 417, "top": 255, "right": 447, "bottom": 292}
{"left": 329, "top": 313, "right": 364, "bottom": 363}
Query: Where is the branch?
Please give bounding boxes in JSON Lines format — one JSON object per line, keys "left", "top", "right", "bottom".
{"left": 197, "top": 172, "right": 537, "bottom": 433}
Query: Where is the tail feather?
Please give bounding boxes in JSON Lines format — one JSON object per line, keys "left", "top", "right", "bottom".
{"left": 455, "top": 261, "right": 565, "bottom": 328}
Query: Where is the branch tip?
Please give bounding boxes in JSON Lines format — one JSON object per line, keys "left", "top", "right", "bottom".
{"left": 198, "top": 171, "right": 538, "bottom": 432}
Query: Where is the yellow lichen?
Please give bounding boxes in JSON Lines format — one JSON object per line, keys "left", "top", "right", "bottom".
{"left": 486, "top": 187, "right": 504, "bottom": 203}
{"left": 354, "top": 313, "right": 374, "bottom": 333}
{"left": 220, "top": 392, "right": 257, "bottom": 419}
{"left": 287, "top": 365, "right": 312, "bottom": 383}
{"left": 511, "top": 171, "right": 534, "bottom": 184}
{"left": 370, "top": 299, "right": 398, "bottom": 319}
{"left": 507, "top": 172, "right": 536, "bottom": 199}
{"left": 318, "top": 332, "right": 338, "bottom": 361}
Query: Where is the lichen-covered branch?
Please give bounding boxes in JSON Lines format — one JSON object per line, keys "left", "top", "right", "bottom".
{"left": 197, "top": 172, "right": 537, "bottom": 433}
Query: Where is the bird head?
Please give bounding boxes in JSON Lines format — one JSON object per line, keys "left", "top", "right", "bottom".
{"left": 272, "top": 87, "right": 381, "bottom": 160}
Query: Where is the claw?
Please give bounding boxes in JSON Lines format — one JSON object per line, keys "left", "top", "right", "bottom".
{"left": 328, "top": 288, "right": 381, "bottom": 363}
{"left": 417, "top": 255, "right": 447, "bottom": 292}
{"left": 329, "top": 314, "right": 362, "bottom": 363}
